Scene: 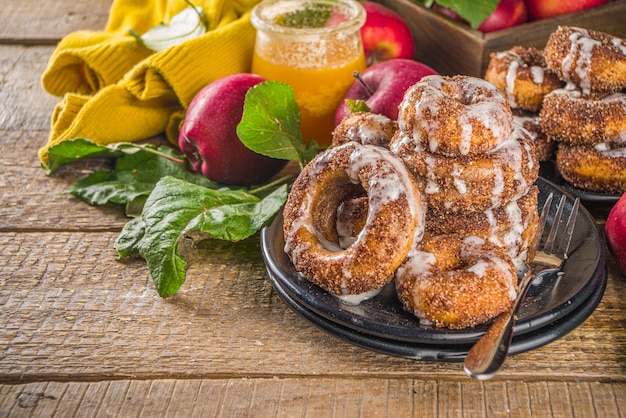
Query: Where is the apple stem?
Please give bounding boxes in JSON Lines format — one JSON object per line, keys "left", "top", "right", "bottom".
{"left": 248, "top": 174, "right": 295, "bottom": 196}
{"left": 352, "top": 71, "right": 374, "bottom": 98}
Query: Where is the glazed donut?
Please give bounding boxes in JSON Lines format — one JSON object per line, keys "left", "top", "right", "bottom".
{"left": 332, "top": 112, "right": 397, "bottom": 149}
{"left": 283, "top": 142, "right": 425, "bottom": 296}
{"left": 335, "top": 196, "right": 368, "bottom": 249}
{"left": 513, "top": 112, "right": 556, "bottom": 161}
{"left": 544, "top": 26, "right": 626, "bottom": 93}
{"left": 485, "top": 46, "right": 563, "bottom": 112}
{"left": 395, "top": 234, "right": 518, "bottom": 329}
{"left": 391, "top": 126, "right": 539, "bottom": 214}
{"left": 425, "top": 186, "right": 539, "bottom": 264}
{"left": 540, "top": 90, "right": 626, "bottom": 145}
{"left": 396, "top": 75, "right": 514, "bottom": 157}
{"left": 556, "top": 143, "right": 626, "bottom": 194}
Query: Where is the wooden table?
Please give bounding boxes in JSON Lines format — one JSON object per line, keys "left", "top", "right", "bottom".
{"left": 1, "top": 1, "right": 625, "bottom": 416}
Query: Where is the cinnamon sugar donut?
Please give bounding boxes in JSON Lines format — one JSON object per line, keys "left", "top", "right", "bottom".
{"left": 544, "top": 26, "right": 626, "bottom": 93}
{"left": 283, "top": 142, "right": 425, "bottom": 296}
{"left": 556, "top": 143, "right": 626, "bottom": 194}
{"left": 540, "top": 90, "right": 626, "bottom": 145}
{"left": 396, "top": 75, "right": 514, "bottom": 157}
{"left": 425, "top": 186, "right": 539, "bottom": 262}
{"left": 395, "top": 234, "right": 518, "bottom": 329}
{"left": 513, "top": 112, "right": 556, "bottom": 161}
{"left": 332, "top": 112, "right": 397, "bottom": 149}
{"left": 485, "top": 46, "right": 563, "bottom": 112}
{"left": 391, "top": 126, "right": 539, "bottom": 214}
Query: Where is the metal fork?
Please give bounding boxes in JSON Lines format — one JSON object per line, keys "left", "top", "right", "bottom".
{"left": 463, "top": 193, "right": 580, "bottom": 380}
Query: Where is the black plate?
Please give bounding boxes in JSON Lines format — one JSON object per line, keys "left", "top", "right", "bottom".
{"left": 539, "top": 160, "right": 621, "bottom": 204}
{"left": 268, "top": 264, "right": 607, "bottom": 362}
{"left": 261, "top": 177, "right": 607, "bottom": 345}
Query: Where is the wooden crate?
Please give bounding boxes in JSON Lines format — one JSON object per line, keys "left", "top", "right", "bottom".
{"left": 375, "top": 0, "right": 626, "bottom": 77}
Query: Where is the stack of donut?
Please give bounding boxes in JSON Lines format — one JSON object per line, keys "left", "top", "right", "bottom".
{"left": 389, "top": 75, "right": 539, "bottom": 329}
{"left": 542, "top": 26, "right": 626, "bottom": 194}
{"left": 486, "top": 26, "right": 626, "bottom": 194}
{"left": 485, "top": 46, "right": 563, "bottom": 161}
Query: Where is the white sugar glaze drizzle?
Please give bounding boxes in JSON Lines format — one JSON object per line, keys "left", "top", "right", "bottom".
{"left": 501, "top": 50, "right": 520, "bottom": 107}
{"left": 612, "top": 36, "right": 626, "bottom": 55}
{"left": 398, "top": 235, "right": 518, "bottom": 320}
{"left": 403, "top": 75, "right": 512, "bottom": 156}
{"left": 461, "top": 236, "right": 517, "bottom": 300}
{"left": 595, "top": 142, "right": 626, "bottom": 158}
{"left": 336, "top": 287, "right": 383, "bottom": 306}
{"left": 284, "top": 142, "right": 425, "bottom": 299}
{"left": 563, "top": 27, "right": 601, "bottom": 94}
{"left": 344, "top": 113, "right": 394, "bottom": 147}
{"left": 496, "top": 49, "right": 546, "bottom": 109}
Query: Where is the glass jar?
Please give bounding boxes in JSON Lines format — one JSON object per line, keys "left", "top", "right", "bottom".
{"left": 251, "top": 0, "right": 366, "bottom": 146}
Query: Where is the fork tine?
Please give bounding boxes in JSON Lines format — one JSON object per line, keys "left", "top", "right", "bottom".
{"left": 543, "top": 194, "right": 567, "bottom": 253}
{"left": 557, "top": 197, "right": 580, "bottom": 257}
{"left": 534, "top": 193, "right": 554, "bottom": 249}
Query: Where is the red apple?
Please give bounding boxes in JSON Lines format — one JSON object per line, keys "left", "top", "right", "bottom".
{"left": 334, "top": 58, "right": 438, "bottom": 125}
{"left": 178, "top": 74, "right": 287, "bottom": 185}
{"left": 525, "top": 0, "right": 610, "bottom": 21}
{"left": 433, "top": 0, "right": 527, "bottom": 33}
{"left": 360, "top": 2, "right": 415, "bottom": 66}
{"left": 606, "top": 192, "right": 626, "bottom": 276}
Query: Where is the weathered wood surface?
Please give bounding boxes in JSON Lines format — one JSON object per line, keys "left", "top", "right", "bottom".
{"left": 1, "top": 0, "right": 625, "bottom": 416}
{"left": 0, "top": 0, "right": 112, "bottom": 44}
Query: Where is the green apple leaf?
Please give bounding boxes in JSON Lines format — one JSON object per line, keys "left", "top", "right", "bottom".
{"left": 130, "top": 5, "right": 208, "bottom": 52}
{"left": 45, "top": 138, "right": 116, "bottom": 174}
{"left": 237, "top": 81, "right": 318, "bottom": 165}
{"left": 429, "top": 0, "right": 499, "bottom": 29}
{"left": 346, "top": 99, "right": 371, "bottom": 114}
{"left": 68, "top": 144, "right": 216, "bottom": 214}
{"left": 116, "top": 176, "right": 288, "bottom": 297}
{"left": 45, "top": 138, "right": 186, "bottom": 174}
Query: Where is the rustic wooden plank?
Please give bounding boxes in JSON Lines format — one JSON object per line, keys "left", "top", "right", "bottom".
{"left": 250, "top": 379, "right": 282, "bottom": 417}
{"left": 7, "top": 378, "right": 624, "bottom": 417}
{"left": 506, "top": 381, "right": 531, "bottom": 418}
{"left": 2, "top": 378, "right": 623, "bottom": 417}
{"left": 0, "top": 46, "right": 59, "bottom": 131}
{"left": 188, "top": 380, "right": 227, "bottom": 417}
{"left": 333, "top": 379, "right": 364, "bottom": 417}
{"left": 0, "top": 130, "right": 130, "bottom": 232}
{"left": 165, "top": 379, "right": 202, "bottom": 418}
{"left": 412, "top": 380, "right": 437, "bottom": 416}
{"left": 546, "top": 381, "right": 574, "bottom": 418}
{"left": 0, "top": 0, "right": 112, "bottom": 44}
{"left": 588, "top": 382, "right": 622, "bottom": 418}
{"left": 0, "top": 230, "right": 625, "bottom": 382}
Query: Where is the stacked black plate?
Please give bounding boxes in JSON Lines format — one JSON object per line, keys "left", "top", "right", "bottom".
{"left": 261, "top": 178, "right": 608, "bottom": 361}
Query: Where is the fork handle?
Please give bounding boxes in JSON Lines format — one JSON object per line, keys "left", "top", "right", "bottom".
{"left": 463, "top": 270, "right": 537, "bottom": 380}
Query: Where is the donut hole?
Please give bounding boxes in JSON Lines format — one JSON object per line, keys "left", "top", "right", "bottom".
{"left": 308, "top": 172, "right": 366, "bottom": 252}
{"left": 336, "top": 196, "right": 369, "bottom": 249}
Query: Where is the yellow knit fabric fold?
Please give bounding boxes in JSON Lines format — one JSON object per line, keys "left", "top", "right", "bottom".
{"left": 40, "top": 0, "right": 261, "bottom": 167}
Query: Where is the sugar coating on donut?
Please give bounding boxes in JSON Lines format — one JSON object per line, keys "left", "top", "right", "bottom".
{"left": 425, "top": 186, "right": 539, "bottom": 264}
{"left": 485, "top": 46, "right": 563, "bottom": 112}
{"left": 556, "top": 143, "right": 626, "bottom": 194}
{"left": 395, "top": 234, "right": 518, "bottom": 329}
{"left": 396, "top": 75, "right": 514, "bottom": 157}
{"left": 392, "top": 126, "right": 538, "bottom": 214}
{"left": 544, "top": 26, "right": 626, "bottom": 93}
{"left": 513, "top": 113, "right": 555, "bottom": 161}
{"left": 283, "top": 142, "right": 425, "bottom": 296}
{"left": 540, "top": 89, "right": 626, "bottom": 145}
{"left": 332, "top": 112, "right": 397, "bottom": 149}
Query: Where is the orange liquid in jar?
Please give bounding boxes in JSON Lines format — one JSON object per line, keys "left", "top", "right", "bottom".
{"left": 252, "top": 42, "right": 366, "bottom": 147}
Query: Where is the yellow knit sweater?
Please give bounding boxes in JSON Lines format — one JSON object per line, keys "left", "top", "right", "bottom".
{"left": 40, "top": 0, "right": 261, "bottom": 166}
